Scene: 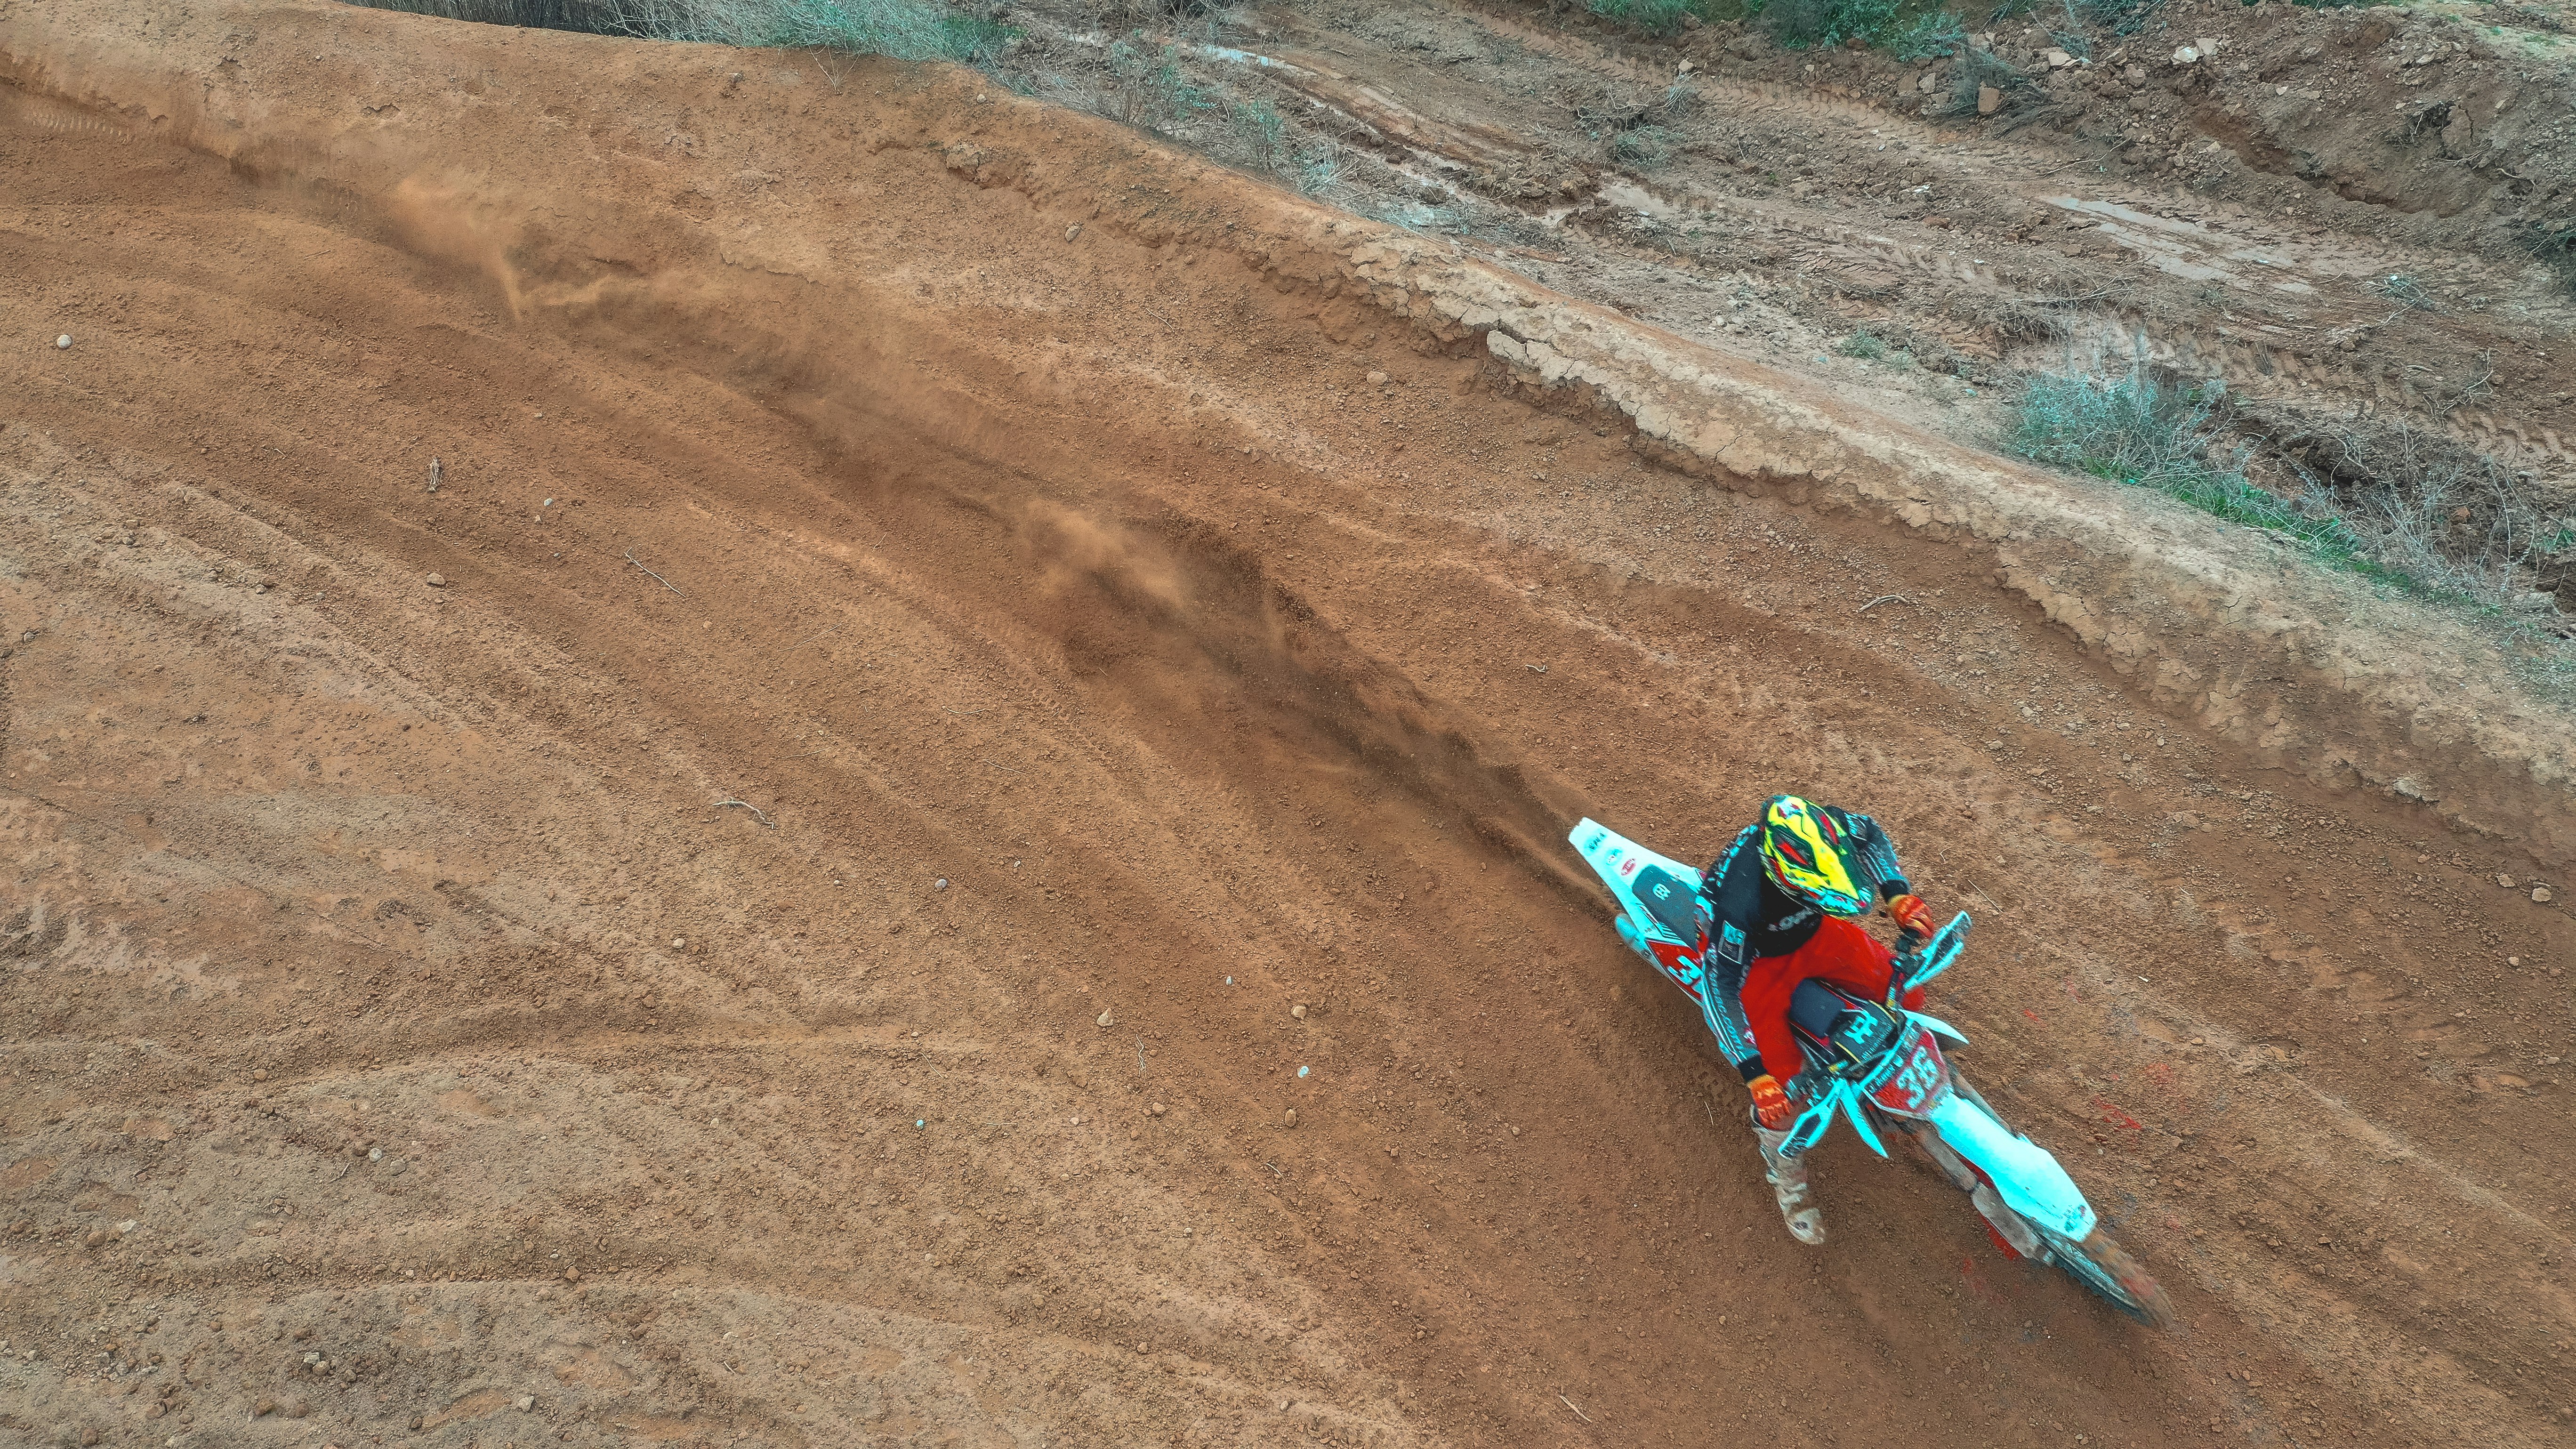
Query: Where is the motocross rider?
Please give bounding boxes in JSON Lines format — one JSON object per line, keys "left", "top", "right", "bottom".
{"left": 1698, "top": 795, "right": 1935, "bottom": 1247}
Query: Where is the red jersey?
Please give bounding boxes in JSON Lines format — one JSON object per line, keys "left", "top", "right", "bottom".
{"left": 1738, "top": 915, "right": 1924, "bottom": 1081}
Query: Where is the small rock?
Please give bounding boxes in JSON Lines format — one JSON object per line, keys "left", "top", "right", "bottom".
{"left": 84, "top": 1229, "right": 110, "bottom": 1249}
{"left": 425, "top": 573, "right": 447, "bottom": 588}
{"left": 55, "top": 335, "right": 72, "bottom": 350}
{"left": 2043, "top": 48, "right": 2073, "bottom": 68}
{"left": 2195, "top": 36, "right": 2223, "bottom": 56}
{"left": 1923, "top": 215, "right": 1952, "bottom": 229}
{"left": 1283, "top": 1109, "right": 1297, "bottom": 1128}
{"left": 252, "top": 1068, "right": 269, "bottom": 1082}
{"left": 934, "top": 877, "right": 949, "bottom": 890}
{"left": 2508, "top": 956, "right": 2522, "bottom": 967}
{"left": 1676, "top": 59, "right": 1694, "bottom": 74}
{"left": 671, "top": 937, "right": 686, "bottom": 949}
{"left": 1366, "top": 370, "right": 1389, "bottom": 386}
{"left": 1096, "top": 1009, "right": 1114, "bottom": 1029}
{"left": 2124, "top": 63, "right": 2148, "bottom": 85}
{"left": 514, "top": 1395, "right": 535, "bottom": 1413}
{"left": 1148, "top": 1103, "right": 1166, "bottom": 1117}
{"left": 2537, "top": 887, "right": 2556, "bottom": 905}
{"left": 1977, "top": 84, "right": 2001, "bottom": 115}
{"left": 2172, "top": 46, "right": 2199, "bottom": 65}
{"left": 1065, "top": 224, "right": 1081, "bottom": 241}
{"left": 1509, "top": 1125, "right": 1521, "bottom": 1137}
{"left": 1290, "top": 1004, "right": 1308, "bottom": 1021}
{"left": 286, "top": 1399, "right": 311, "bottom": 1420}
{"left": 369, "top": 1147, "right": 383, "bottom": 1162}
{"left": 2498, "top": 873, "right": 2517, "bottom": 889}
{"left": 254, "top": 1398, "right": 277, "bottom": 1417}
{"left": 563, "top": 1267, "right": 580, "bottom": 1281}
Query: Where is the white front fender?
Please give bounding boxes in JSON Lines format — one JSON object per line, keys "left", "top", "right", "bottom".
{"left": 1926, "top": 1092, "right": 2097, "bottom": 1241}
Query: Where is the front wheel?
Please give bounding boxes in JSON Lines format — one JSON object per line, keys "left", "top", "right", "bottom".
{"left": 2044, "top": 1226, "right": 2175, "bottom": 1328}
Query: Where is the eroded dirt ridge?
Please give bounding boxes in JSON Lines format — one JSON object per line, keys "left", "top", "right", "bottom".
{"left": 3, "top": 4, "right": 2574, "bottom": 1449}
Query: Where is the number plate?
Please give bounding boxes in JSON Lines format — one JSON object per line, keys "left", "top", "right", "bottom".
{"left": 1869, "top": 1030, "right": 1947, "bottom": 1116}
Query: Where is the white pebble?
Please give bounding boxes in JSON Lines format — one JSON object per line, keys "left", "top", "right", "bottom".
{"left": 55, "top": 335, "right": 72, "bottom": 349}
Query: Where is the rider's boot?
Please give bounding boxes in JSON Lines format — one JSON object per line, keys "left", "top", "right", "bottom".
{"left": 1751, "top": 1114, "right": 1826, "bottom": 1247}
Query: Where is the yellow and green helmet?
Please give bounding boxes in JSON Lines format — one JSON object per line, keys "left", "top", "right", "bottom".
{"left": 1756, "top": 795, "right": 1875, "bottom": 918}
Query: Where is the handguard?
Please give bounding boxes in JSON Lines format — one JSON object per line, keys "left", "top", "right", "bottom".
{"left": 1781, "top": 1076, "right": 1887, "bottom": 1161}
{"left": 1895, "top": 912, "right": 1973, "bottom": 998}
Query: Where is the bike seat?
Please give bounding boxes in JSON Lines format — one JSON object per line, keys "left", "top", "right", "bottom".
{"left": 1789, "top": 977, "right": 1849, "bottom": 1037}
{"left": 1631, "top": 864, "right": 1707, "bottom": 944}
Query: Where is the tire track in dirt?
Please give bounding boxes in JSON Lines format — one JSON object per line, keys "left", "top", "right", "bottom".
{"left": 1173, "top": 0, "right": 2575, "bottom": 491}
{"left": 2, "top": 6, "right": 2572, "bottom": 1449}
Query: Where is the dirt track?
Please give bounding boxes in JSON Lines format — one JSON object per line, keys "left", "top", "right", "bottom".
{"left": 4, "top": 4, "right": 2574, "bottom": 1448}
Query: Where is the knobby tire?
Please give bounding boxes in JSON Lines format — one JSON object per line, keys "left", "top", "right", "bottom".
{"left": 2049, "top": 1227, "right": 2175, "bottom": 1328}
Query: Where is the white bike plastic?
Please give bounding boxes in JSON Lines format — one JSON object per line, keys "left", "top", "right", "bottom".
{"left": 1923, "top": 1093, "right": 2098, "bottom": 1241}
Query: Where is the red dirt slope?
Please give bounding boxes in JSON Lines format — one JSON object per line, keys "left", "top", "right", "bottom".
{"left": 2, "top": 5, "right": 2570, "bottom": 1448}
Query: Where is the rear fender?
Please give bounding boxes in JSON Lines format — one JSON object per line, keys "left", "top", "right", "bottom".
{"left": 1924, "top": 1093, "right": 2097, "bottom": 1241}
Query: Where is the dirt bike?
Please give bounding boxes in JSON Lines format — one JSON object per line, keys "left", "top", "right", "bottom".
{"left": 1570, "top": 817, "right": 2175, "bottom": 1328}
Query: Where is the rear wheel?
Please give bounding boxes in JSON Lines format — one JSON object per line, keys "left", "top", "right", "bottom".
{"left": 2045, "top": 1227, "right": 2174, "bottom": 1328}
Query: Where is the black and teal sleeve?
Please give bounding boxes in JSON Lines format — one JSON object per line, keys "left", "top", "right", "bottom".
{"left": 1837, "top": 810, "right": 1909, "bottom": 900}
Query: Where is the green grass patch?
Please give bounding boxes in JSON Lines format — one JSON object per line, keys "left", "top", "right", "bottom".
{"left": 2013, "top": 372, "right": 2377, "bottom": 557}
{"left": 601, "top": 0, "right": 1007, "bottom": 62}
{"left": 1610, "top": 124, "right": 1680, "bottom": 169}
{"left": 2013, "top": 371, "right": 2576, "bottom": 703}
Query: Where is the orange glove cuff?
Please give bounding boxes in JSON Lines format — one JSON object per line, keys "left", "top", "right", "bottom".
{"left": 1749, "top": 1074, "right": 1793, "bottom": 1130}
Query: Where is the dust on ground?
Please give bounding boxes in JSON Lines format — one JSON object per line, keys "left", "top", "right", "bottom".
{"left": 3, "top": 3, "right": 2573, "bottom": 1449}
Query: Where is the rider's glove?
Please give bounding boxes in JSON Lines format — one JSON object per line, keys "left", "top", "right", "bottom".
{"left": 1886, "top": 893, "right": 1934, "bottom": 939}
{"left": 1748, "top": 1073, "right": 1794, "bottom": 1131}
